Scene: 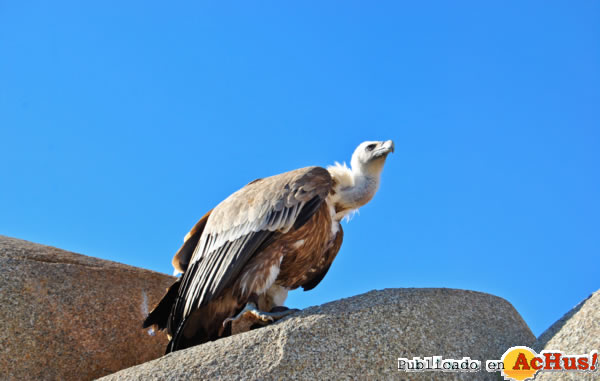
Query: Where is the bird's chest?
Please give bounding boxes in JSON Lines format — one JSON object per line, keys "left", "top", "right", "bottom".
{"left": 276, "top": 204, "right": 338, "bottom": 288}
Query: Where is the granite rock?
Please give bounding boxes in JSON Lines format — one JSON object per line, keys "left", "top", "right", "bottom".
{"left": 101, "top": 288, "right": 535, "bottom": 381}
{"left": 533, "top": 289, "right": 600, "bottom": 381}
{"left": 0, "top": 235, "right": 175, "bottom": 381}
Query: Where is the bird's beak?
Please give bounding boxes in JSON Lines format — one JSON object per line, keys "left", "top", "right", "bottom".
{"left": 383, "top": 140, "right": 395, "bottom": 154}
{"left": 374, "top": 140, "right": 395, "bottom": 157}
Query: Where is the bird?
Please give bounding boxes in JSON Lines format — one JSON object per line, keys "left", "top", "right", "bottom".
{"left": 143, "top": 140, "right": 394, "bottom": 353}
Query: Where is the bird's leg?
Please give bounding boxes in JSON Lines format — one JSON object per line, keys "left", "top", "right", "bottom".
{"left": 223, "top": 296, "right": 299, "bottom": 335}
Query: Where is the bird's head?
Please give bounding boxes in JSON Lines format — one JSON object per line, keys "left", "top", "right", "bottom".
{"left": 350, "top": 140, "right": 395, "bottom": 176}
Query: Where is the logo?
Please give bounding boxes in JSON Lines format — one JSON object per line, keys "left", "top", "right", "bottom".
{"left": 496, "top": 346, "right": 598, "bottom": 381}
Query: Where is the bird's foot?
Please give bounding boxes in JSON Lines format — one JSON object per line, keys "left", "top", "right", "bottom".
{"left": 223, "top": 303, "right": 299, "bottom": 334}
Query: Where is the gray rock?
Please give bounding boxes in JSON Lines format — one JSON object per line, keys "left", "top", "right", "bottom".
{"left": 101, "top": 288, "right": 535, "bottom": 381}
{"left": 533, "top": 289, "right": 600, "bottom": 381}
{"left": 0, "top": 235, "right": 175, "bottom": 381}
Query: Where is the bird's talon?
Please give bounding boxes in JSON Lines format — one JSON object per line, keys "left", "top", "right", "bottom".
{"left": 222, "top": 302, "right": 299, "bottom": 334}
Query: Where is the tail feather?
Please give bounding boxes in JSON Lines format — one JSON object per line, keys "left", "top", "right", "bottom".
{"left": 166, "top": 322, "right": 186, "bottom": 353}
{"left": 165, "top": 318, "right": 210, "bottom": 354}
{"left": 142, "top": 278, "right": 181, "bottom": 330}
{"left": 164, "top": 303, "right": 234, "bottom": 354}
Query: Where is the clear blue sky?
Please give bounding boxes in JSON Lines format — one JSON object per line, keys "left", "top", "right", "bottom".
{"left": 1, "top": 1, "right": 598, "bottom": 338}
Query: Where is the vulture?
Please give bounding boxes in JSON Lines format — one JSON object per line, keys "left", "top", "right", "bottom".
{"left": 144, "top": 140, "right": 394, "bottom": 353}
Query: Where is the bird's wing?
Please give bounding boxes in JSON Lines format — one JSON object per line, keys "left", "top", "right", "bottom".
{"left": 172, "top": 166, "right": 333, "bottom": 324}
{"left": 301, "top": 225, "right": 344, "bottom": 291}
{"left": 171, "top": 178, "right": 266, "bottom": 274}
{"left": 171, "top": 209, "right": 214, "bottom": 274}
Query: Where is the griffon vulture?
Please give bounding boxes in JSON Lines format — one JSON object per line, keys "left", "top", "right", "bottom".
{"left": 144, "top": 140, "right": 394, "bottom": 353}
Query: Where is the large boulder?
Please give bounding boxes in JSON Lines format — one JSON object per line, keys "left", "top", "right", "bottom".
{"left": 0, "top": 235, "right": 175, "bottom": 380}
{"left": 533, "top": 289, "right": 600, "bottom": 381}
{"left": 101, "top": 288, "right": 535, "bottom": 380}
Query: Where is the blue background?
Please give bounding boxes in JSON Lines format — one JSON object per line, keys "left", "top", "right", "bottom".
{"left": 1, "top": 1, "right": 598, "bottom": 337}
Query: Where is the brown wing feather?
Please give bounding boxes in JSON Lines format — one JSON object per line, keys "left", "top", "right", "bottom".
{"left": 276, "top": 202, "right": 337, "bottom": 289}
{"left": 171, "top": 209, "right": 213, "bottom": 273}
{"left": 301, "top": 225, "right": 344, "bottom": 291}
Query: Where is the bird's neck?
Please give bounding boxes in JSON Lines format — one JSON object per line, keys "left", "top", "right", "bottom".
{"left": 340, "top": 170, "right": 380, "bottom": 209}
{"left": 327, "top": 164, "right": 381, "bottom": 219}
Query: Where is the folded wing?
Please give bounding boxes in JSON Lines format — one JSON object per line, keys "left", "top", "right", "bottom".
{"left": 168, "top": 166, "right": 333, "bottom": 342}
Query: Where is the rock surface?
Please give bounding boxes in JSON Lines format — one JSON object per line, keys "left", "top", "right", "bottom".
{"left": 533, "top": 289, "right": 600, "bottom": 381}
{"left": 101, "top": 288, "right": 535, "bottom": 381}
{"left": 0, "top": 235, "right": 175, "bottom": 381}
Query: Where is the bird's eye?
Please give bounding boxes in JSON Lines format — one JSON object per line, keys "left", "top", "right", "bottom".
{"left": 366, "top": 144, "right": 377, "bottom": 152}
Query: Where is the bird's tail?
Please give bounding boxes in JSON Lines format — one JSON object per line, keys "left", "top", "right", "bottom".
{"left": 142, "top": 278, "right": 181, "bottom": 331}
{"left": 165, "top": 323, "right": 185, "bottom": 353}
{"left": 164, "top": 303, "right": 234, "bottom": 354}
{"left": 165, "top": 318, "right": 209, "bottom": 354}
